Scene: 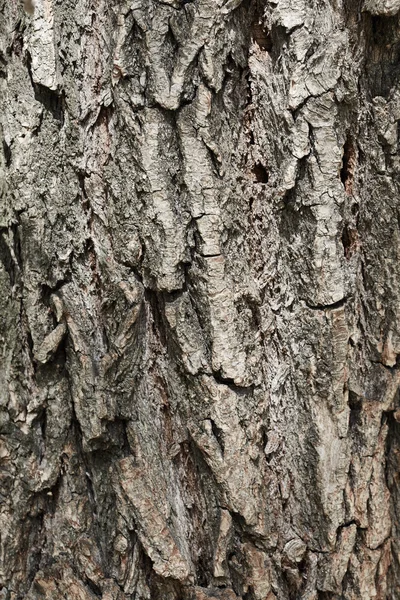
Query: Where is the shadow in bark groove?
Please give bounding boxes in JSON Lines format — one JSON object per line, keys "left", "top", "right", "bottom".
{"left": 386, "top": 411, "right": 400, "bottom": 594}
{"left": 341, "top": 135, "right": 356, "bottom": 195}
{"left": 2, "top": 139, "right": 11, "bottom": 166}
{"left": 365, "top": 12, "right": 400, "bottom": 98}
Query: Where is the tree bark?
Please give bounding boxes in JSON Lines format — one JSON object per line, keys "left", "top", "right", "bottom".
{"left": 1, "top": 0, "right": 400, "bottom": 598}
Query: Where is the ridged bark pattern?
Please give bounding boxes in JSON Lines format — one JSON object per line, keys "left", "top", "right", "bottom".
{"left": 1, "top": 1, "right": 400, "bottom": 599}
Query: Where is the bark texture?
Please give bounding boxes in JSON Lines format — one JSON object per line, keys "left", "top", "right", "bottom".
{"left": 1, "top": 0, "right": 400, "bottom": 598}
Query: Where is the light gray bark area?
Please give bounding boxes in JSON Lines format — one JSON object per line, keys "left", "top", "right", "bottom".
{"left": 1, "top": 0, "right": 400, "bottom": 599}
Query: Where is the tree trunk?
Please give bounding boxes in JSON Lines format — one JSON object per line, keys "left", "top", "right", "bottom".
{"left": 1, "top": 0, "right": 400, "bottom": 598}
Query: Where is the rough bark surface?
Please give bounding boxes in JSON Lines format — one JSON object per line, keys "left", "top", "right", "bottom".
{"left": 1, "top": 0, "right": 400, "bottom": 598}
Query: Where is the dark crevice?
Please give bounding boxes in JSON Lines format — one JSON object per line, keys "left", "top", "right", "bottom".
{"left": 207, "top": 145, "right": 223, "bottom": 178}
{"left": 348, "top": 391, "right": 362, "bottom": 429}
{"left": 46, "top": 468, "right": 63, "bottom": 516}
{"left": 228, "top": 510, "right": 270, "bottom": 550}
{"left": 210, "top": 419, "right": 225, "bottom": 455}
{"left": 341, "top": 135, "right": 356, "bottom": 194}
{"left": 341, "top": 223, "right": 351, "bottom": 256}
{"left": 84, "top": 238, "right": 102, "bottom": 293}
{"left": 318, "top": 592, "right": 336, "bottom": 600}
{"left": 109, "top": 418, "right": 132, "bottom": 457}
{"left": 341, "top": 223, "right": 358, "bottom": 259}
{"left": 211, "top": 371, "right": 234, "bottom": 386}
{"left": 163, "top": 279, "right": 188, "bottom": 301}
{"left": 68, "top": 387, "right": 96, "bottom": 489}
{"left": 39, "top": 409, "right": 47, "bottom": 458}
{"left": 370, "top": 353, "right": 400, "bottom": 372}
{"left": 83, "top": 578, "right": 102, "bottom": 598}
{"left": 202, "top": 252, "right": 222, "bottom": 258}
{"left": 243, "top": 589, "right": 256, "bottom": 600}
{"left": 2, "top": 139, "right": 11, "bottom": 167}
{"left": 211, "top": 370, "right": 255, "bottom": 393}
{"left": 348, "top": 390, "right": 362, "bottom": 411}
{"left": 339, "top": 519, "right": 361, "bottom": 530}
{"left": 0, "top": 231, "right": 18, "bottom": 287}
{"left": 12, "top": 222, "right": 23, "bottom": 270}
{"left": 351, "top": 202, "right": 359, "bottom": 216}
{"left": 252, "top": 22, "right": 273, "bottom": 51}
{"left": 25, "top": 49, "right": 35, "bottom": 92}
{"left": 21, "top": 306, "right": 35, "bottom": 364}
{"left": 41, "top": 279, "right": 71, "bottom": 304}
{"left": 77, "top": 171, "right": 88, "bottom": 201}
{"left": 365, "top": 12, "right": 400, "bottom": 98}
{"left": 145, "top": 289, "right": 168, "bottom": 347}
{"left": 67, "top": 399, "right": 115, "bottom": 577}
{"left": 227, "top": 547, "right": 246, "bottom": 598}
{"left": 166, "top": 23, "right": 179, "bottom": 56}
{"left": 34, "top": 84, "right": 65, "bottom": 124}
{"left": 304, "top": 296, "right": 349, "bottom": 311}
{"left": 230, "top": 510, "right": 247, "bottom": 532}
{"left": 252, "top": 162, "right": 269, "bottom": 183}
{"left": 262, "top": 428, "right": 277, "bottom": 464}
{"left": 32, "top": 110, "right": 44, "bottom": 137}
{"left": 161, "top": 24, "right": 180, "bottom": 82}
{"left": 10, "top": 22, "right": 24, "bottom": 58}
